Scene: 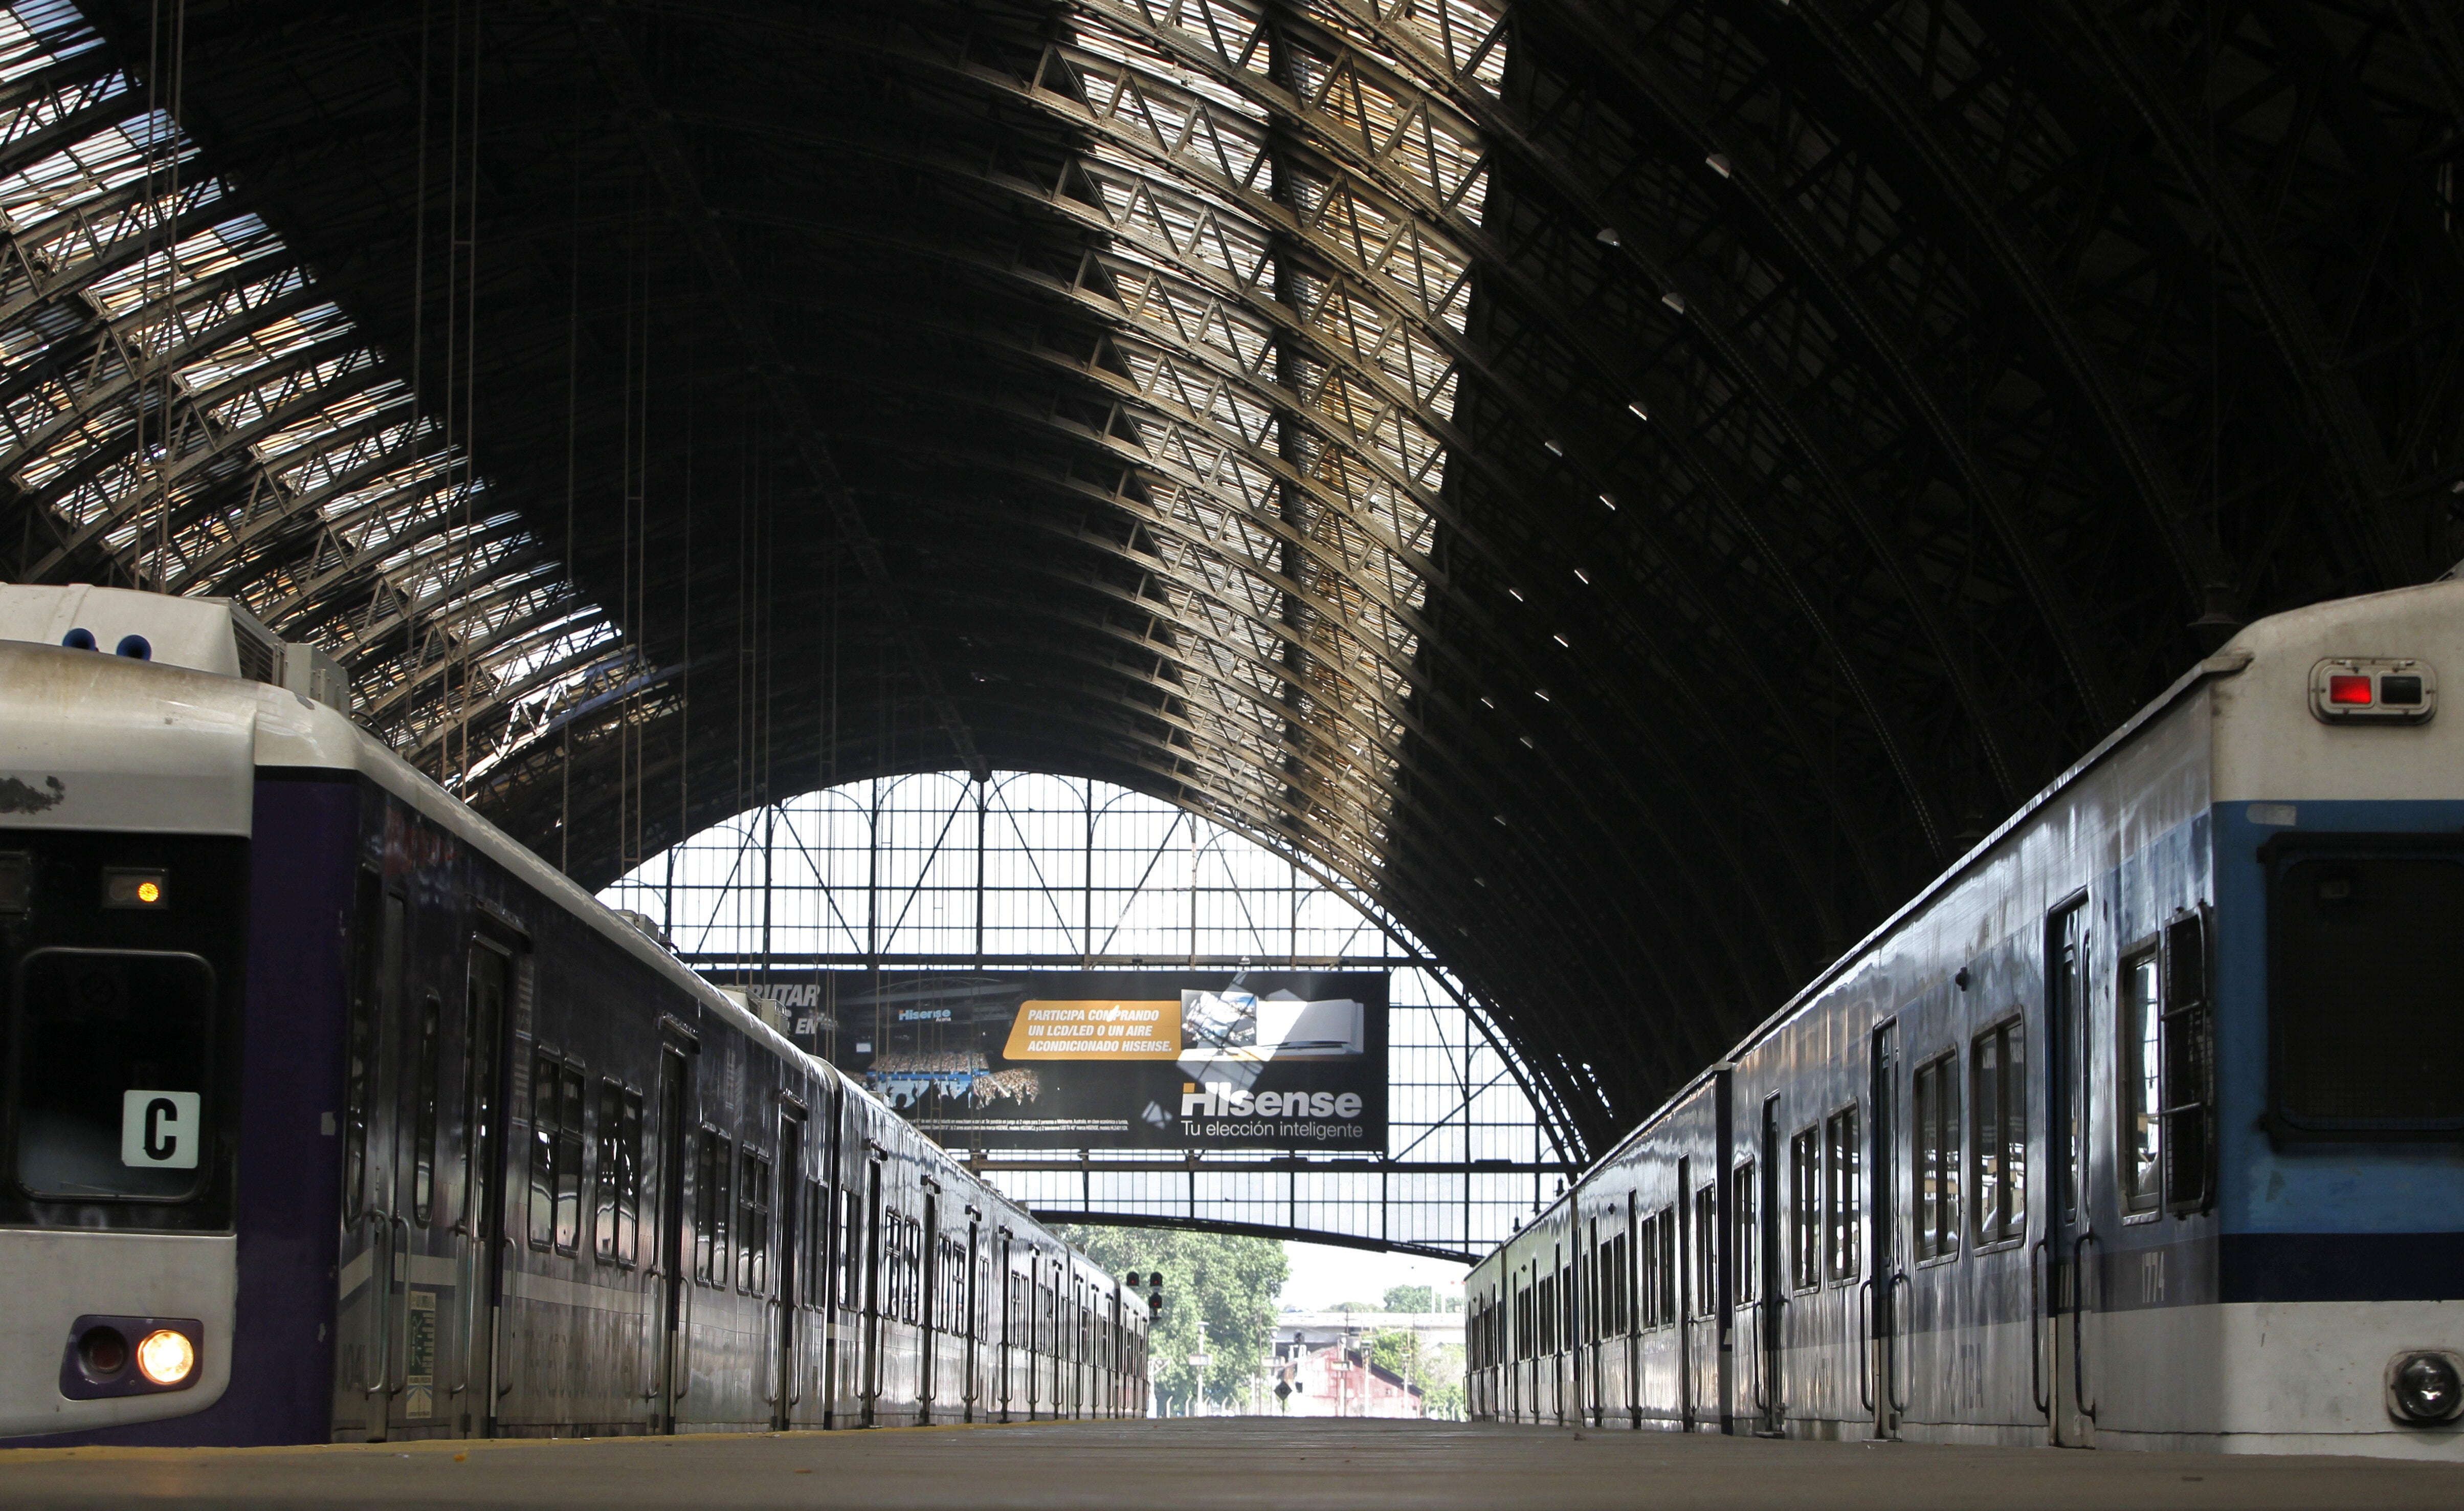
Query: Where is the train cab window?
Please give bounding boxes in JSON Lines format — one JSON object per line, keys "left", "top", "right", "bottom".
{"left": 1824, "top": 1106, "right": 1860, "bottom": 1282}
{"left": 2272, "top": 856, "right": 2464, "bottom": 1133}
{"left": 694, "top": 1129, "right": 731, "bottom": 1284}
{"left": 593, "top": 1081, "right": 642, "bottom": 1265}
{"left": 1789, "top": 1127, "right": 1821, "bottom": 1289}
{"left": 1912, "top": 1052, "right": 1959, "bottom": 1260}
{"left": 1972, "top": 1018, "right": 2027, "bottom": 1243}
{"left": 1729, "top": 1160, "right": 1757, "bottom": 1304}
{"left": 2121, "top": 951, "right": 2164, "bottom": 1215}
{"left": 738, "top": 1148, "right": 771, "bottom": 1295}
{"left": 410, "top": 993, "right": 441, "bottom": 1225}
{"left": 527, "top": 1052, "right": 586, "bottom": 1253}
{"left": 10, "top": 949, "right": 217, "bottom": 1201}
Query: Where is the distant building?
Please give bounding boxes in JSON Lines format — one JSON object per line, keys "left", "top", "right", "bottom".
{"left": 1268, "top": 1332, "right": 1426, "bottom": 1418}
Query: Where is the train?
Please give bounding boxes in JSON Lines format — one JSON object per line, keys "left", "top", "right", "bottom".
{"left": 1469, "top": 579, "right": 2464, "bottom": 1457}
{"left": 0, "top": 582, "right": 1147, "bottom": 1445}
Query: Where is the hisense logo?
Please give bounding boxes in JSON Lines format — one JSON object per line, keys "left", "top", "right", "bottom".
{"left": 1179, "top": 1082, "right": 1362, "bottom": 1119}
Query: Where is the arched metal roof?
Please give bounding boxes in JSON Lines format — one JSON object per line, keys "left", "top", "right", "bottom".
{"left": 5, "top": 0, "right": 2460, "bottom": 1151}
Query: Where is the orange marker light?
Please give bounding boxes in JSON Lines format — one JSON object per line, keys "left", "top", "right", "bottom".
{"left": 103, "top": 869, "right": 170, "bottom": 908}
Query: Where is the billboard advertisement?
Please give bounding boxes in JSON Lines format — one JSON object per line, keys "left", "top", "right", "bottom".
{"left": 733, "top": 970, "right": 1386, "bottom": 1151}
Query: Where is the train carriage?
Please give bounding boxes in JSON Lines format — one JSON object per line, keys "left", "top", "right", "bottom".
{"left": 0, "top": 583, "right": 1146, "bottom": 1444}
{"left": 1472, "top": 579, "right": 2464, "bottom": 1457}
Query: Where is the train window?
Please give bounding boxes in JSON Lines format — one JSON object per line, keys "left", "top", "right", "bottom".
{"left": 553, "top": 1065, "right": 585, "bottom": 1253}
{"left": 459, "top": 948, "right": 507, "bottom": 1235}
{"left": 695, "top": 1130, "right": 732, "bottom": 1284}
{"left": 2161, "top": 913, "right": 2214, "bottom": 1211}
{"left": 1825, "top": 1106, "right": 1860, "bottom": 1282}
{"left": 1692, "top": 1186, "right": 1717, "bottom": 1317}
{"left": 840, "top": 1187, "right": 863, "bottom": 1307}
{"left": 2121, "top": 949, "right": 2163, "bottom": 1216}
{"left": 1912, "top": 1053, "right": 1959, "bottom": 1260}
{"left": 9, "top": 949, "right": 217, "bottom": 1201}
{"left": 409, "top": 994, "right": 441, "bottom": 1225}
{"left": 1789, "top": 1127, "right": 1820, "bottom": 1289}
{"left": 342, "top": 873, "right": 385, "bottom": 1217}
{"left": 1613, "top": 1231, "right": 1632, "bottom": 1335}
{"left": 593, "top": 1083, "right": 618, "bottom": 1257}
{"left": 804, "top": 1179, "right": 829, "bottom": 1307}
{"left": 1971, "top": 1019, "right": 2027, "bottom": 1243}
{"left": 409, "top": 996, "right": 443, "bottom": 1217}
{"left": 2273, "top": 856, "right": 2464, "bottom": 1132}
{"left": 1636, "top": 1214, "right": 1657, "bottom": 1328}
{"left": 738, "top": 1149, "right": 771, "bottom": 1295}
{"left": 527, "top": 1051, "right": 557, "bottom": 1249}
{"left": 1729, "top": 1161, "right": 1757, "bottom": 1304}
{"left": 593, "top": 1081, "right": 642, "bottom": 1264}
{"left": 1656, "top": 1204, "right": 1676, "bottom": 1322}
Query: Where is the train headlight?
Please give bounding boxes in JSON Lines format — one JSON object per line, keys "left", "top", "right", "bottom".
{"left": 135, "top": 1328, "right": 196, "bottom": 1386}
{"left": 2391, "top": 1352, "right": 2463, "bottom": 1425}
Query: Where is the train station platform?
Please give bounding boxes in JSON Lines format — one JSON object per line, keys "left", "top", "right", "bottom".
{"left": 5, "top": 1418, "right": 2461, "bottom": 1509}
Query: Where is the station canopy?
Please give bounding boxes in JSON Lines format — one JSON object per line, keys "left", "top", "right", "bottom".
{"left": 5, "top": 0, "right": 2460, "bottom": 1151}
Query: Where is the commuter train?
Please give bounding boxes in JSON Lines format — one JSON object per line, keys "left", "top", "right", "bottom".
{"left": 0, "top": 583, "right": 1147, "bottom": 1444}
{"left": 1470, "top": 580, "right": 2464, "bottom": 1457}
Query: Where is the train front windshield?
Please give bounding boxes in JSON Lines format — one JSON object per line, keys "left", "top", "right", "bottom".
{"left": 2269, "top": 848, "right": 2464, "bottom": 1137}
{"left": 12, "top": 949, "right": 218, "bottom": 1200}
{"left": 0, "top": 832, "right": 246, "bottom": 1230}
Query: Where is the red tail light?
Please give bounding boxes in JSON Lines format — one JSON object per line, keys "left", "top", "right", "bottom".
{"left": 2327, "top": 674, "right": 2373, "bottom": 705}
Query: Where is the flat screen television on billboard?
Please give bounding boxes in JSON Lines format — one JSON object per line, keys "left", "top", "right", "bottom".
{"left": 727, "top": 970, "right": 1387, "bottom": 1151}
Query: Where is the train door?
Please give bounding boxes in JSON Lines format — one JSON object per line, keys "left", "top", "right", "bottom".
{"left": 1584, "top": 1216, "right": 1600, "bottom": 1427}
{"left": 1625, "top": 1193, "right": 1640, "bottom": 1428}
{"left": 2046, "top": 897, "right": 2095, "bottom": 1447}
{"left": 332, "top": 871, "right": 404, "bottom": 1440}
{"left": 996, "top": 1235, "right": 1013, "bottom": 1421}
{"left": 1757, "top": 1096, "right": 1783, "bottom": 1437}
{"left": 652, "top": 1039, "right": 693, "bottom": 1433}
{"left": 455, "top": 936, "right": 515, "bottom": 1438}
{"left": 860, "top": 1156, "right": 884, "bottom": 1425}
{"left": 771, "top": 1107, "right": 805, "bottom": 1429}
{"left": 919, "top": 1193, "right": 940, "bottom": 1417}
{"left": 1674, "top": 1157, "right": 1691, "bottom": 1430}
{"left": 1868, "top": 1021, "right": 1901, "bottom": 1440}
{"left": 963, "top": 1220, "right": 982, "bottom": 1422}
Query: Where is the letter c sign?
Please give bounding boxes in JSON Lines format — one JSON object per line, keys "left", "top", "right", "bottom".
{"left": 120, "top": 1090, "right": 202, "bottom": 1169}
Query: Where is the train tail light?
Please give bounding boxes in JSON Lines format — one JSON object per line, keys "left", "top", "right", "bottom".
{"left": 2311, "top": 659, "right": 2437, "bottom": 725}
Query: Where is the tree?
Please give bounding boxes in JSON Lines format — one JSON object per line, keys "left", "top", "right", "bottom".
{"left": 1053, "top": 1226, "right": 1287, "bottom": 1414}
{"left": 1368, "top": 1327, "right": 1419, "bottom": 1381}
{"left": 1382, "top": 1283, "right": 1434, "bottom": 1314}
{"left": 1418, "top": 1343, "right": 1467, "bottom": 1420}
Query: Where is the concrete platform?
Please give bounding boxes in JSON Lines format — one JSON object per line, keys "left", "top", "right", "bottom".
{"left": 4, "top": 1418, "right": 2461, "bottom": 1509}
